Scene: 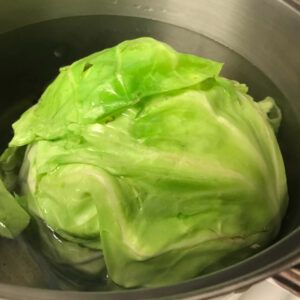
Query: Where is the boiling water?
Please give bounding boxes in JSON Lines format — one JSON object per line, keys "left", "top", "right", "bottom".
{"left": 0, "top": 15, "right": 291, "bottom": 291}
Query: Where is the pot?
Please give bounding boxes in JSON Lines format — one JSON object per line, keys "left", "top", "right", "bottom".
{"left": 0, "top": 0, "right": 299, "bottom": 299}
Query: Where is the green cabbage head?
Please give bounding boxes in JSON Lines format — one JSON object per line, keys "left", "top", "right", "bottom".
{"left": 0, "top": 38, "right": 287, "bottom": 288}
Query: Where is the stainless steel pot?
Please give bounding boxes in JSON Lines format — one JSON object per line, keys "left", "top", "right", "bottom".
{"left": 0, "top": 0, "right": 299, "bottom": 299}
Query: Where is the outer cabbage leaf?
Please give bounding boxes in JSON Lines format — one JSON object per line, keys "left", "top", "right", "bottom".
{"left": 0, "top": 179, "right": 30, "bottom": 238}
{"left": 10, "top": 37, "right": 222, "bottom": 146}
{"left": 33, "top": 218, "right": 106, "bottom": 277}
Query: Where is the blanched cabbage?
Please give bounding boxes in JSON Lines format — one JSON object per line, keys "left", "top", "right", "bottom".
{"left": 0, "top": 38, "right": 287, "bottom": 287}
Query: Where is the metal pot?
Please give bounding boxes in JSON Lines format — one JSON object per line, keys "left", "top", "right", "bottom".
{"left": 0, "top": 0, "right": 299, "bottom": 299}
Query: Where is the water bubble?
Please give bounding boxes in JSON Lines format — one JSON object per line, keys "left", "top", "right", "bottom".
{"left": 251, "top": 243, "right": 261, "bottom": 249}
{"left": 54, "top": 49, "right": 63, "bottom": 58}
{"left": 144, "top": 6, "right": 154, "bottom": 12}
{"left": 134, "top": 4, "right": 142, "bottom": 9}
{"left": 53, "top": 45, "right": 67, "bottom": 58}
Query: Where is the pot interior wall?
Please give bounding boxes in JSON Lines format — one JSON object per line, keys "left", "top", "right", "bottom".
{"left": 0, "top": 15, "right": 299, "bottom": 290}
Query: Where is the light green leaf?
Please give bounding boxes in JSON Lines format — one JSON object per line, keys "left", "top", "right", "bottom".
{"left": 0, "top": 179, "right": 30, "bottom": 238}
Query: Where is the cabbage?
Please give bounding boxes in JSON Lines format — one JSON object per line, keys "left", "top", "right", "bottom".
{"left": 0, "top": 38, "right": 287, "bottom": 287}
